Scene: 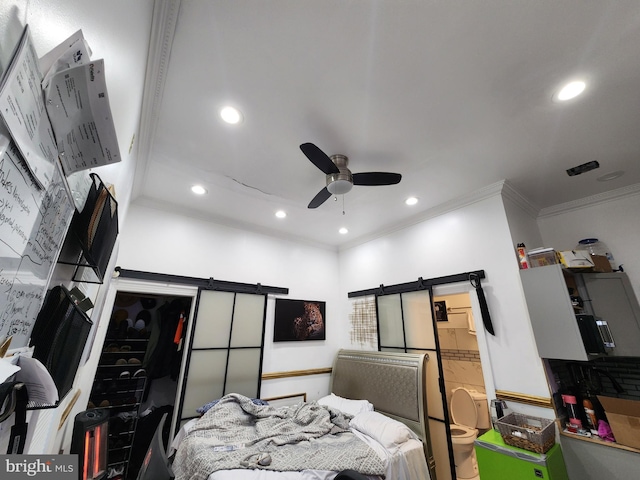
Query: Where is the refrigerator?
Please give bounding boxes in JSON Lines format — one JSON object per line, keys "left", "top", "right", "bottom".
{"left": 475, "top": 430, "right": 569, "bottom": 480}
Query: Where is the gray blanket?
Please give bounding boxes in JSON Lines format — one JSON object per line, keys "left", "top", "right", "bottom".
{"left": 173, "top": 394, "right": 387, "bottom": 480}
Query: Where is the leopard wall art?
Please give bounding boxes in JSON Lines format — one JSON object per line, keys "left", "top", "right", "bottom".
{"left": 292, "top": 302, "right": 325, "bottom": 340}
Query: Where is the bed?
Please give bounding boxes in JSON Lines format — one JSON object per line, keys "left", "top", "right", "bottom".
{"left": 172, "top": 349, "right": 435, "bottom": 480}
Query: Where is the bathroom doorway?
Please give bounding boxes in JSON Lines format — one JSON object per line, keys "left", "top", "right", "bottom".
{"left": 434, "top": 292, "right": 487, "bottom": 421}
{"left": 374, "top": 285, "right": 494, "bottom": 480}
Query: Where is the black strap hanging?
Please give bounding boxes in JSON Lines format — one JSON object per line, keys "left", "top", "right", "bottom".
{"left": 470, "top": 273, "right": 495, "bottom": 336}
{"left": 0, "top": 381, "right": 29, "bottom": 454}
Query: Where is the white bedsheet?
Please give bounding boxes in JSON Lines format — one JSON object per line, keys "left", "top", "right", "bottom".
{"left": 172, "top": 419, "right": 431, "bottom": 480}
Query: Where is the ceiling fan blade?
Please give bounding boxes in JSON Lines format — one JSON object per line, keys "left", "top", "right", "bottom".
{"left": 308, "top": 187, "right": 332, "bottom": 209}
{"left": 300, "top": 143, "right": 339, "bottom": 175}
{"left": 352, "top": 172, "right": 402, "bottom": 186}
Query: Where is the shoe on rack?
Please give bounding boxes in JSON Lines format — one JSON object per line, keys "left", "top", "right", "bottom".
{"left": 119, "top": 371, "right": 131, "bottom": 379}
{"left": 133, "top": 368, "right": 147, "bottom": 378}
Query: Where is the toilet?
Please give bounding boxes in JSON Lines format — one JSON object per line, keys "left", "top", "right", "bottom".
{"left": 449, "top": 388, "right": 490, "bottom": 480}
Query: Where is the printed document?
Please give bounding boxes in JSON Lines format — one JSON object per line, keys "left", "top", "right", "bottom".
{"left": 0, "top": 25, "right": 57, "bottom": 190}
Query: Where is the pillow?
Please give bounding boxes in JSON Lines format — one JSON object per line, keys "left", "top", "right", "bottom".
{"left": 197, "top": 397, "right": 268, "bottom": 415}
{"left": 349, "top": 411, "right": 418, "bottom": 449}
{"left": 317, "top": 393, "right": 374, "bottom": 416}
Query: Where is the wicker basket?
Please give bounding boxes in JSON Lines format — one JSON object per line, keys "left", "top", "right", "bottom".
{"left": 496, "top": 413, "right": 556, "bottom": 454}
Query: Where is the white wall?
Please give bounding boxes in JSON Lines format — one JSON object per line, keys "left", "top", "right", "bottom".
{"left": 117, "top": 202, "right": 343, "bottom": 400}
{"left": 338, "top": 191, "right": 551, "bottom": 403}
{"left": 537, "top": 187, "right": 640, "bottom": 297}
{"left": 0, "top": 1, "right": 152, "bottom": 455}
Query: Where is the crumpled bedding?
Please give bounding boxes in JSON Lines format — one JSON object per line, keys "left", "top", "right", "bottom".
{"left": 173, "top": 394, "right": 387, "bottom": 480}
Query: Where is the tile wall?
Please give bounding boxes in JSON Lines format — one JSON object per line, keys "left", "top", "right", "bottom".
{"left": 435, "top": 294, "right": 486, "bottom": 407}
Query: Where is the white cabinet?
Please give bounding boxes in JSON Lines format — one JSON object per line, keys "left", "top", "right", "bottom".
{"left": 520, "top": 265, "right": 640, "bottom": 361}
{"left": 577, "top": 272, "right": 640, "bottom": 357}
{"left": 520, "top": 265, "right": 591, "bottom": 361}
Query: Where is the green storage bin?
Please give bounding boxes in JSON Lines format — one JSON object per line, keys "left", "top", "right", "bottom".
{"left": 475, "top": 430, "right": 569, "bottom": 480}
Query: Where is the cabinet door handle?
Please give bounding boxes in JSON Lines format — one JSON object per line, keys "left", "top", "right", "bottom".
{"left": 596, "top": 320, "right": 615, "bottom": 348}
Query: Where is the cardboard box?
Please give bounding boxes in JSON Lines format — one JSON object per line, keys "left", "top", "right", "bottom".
{"left": 591, "top": 254, "right": 613, "bottom": 273}
{"left": 597, "top": 396, "right": 640, "bottom": 449}
{"left": 528, "top": 248, "right": 558, "bottom": 267}
{"left": 557, "top": 250, "right": 594, "bottom": 269}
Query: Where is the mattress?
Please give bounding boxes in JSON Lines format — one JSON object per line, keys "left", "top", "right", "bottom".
{"left": 171, "top": 416, "right": 431, "bottom": 480}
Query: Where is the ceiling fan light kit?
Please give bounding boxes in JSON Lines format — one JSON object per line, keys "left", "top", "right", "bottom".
{"left": 300, "top": 143, "right": 402, "bottom": 208}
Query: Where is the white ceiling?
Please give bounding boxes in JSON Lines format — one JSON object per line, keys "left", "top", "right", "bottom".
{"left": 8, "top": 1, "right": 640, "bottom": 249}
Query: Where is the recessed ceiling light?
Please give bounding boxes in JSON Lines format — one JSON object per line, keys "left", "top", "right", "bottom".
{"left": 339, "top": 227, "right": 349, "bottom": 235}
{"left": 597, "top": 171, "right": 625, "bottom": 182}
{"left": 220, "top": 106, "right": 243, "bottom": 124}
{"left": 191, "top": 185, "right": 207, "bottom": 195}
{"left": 556, "top": 80, "right": 586, "bottom": 101}
{"left": 405, "top": 196, "right": 418, "bottom": 206}
{"left": 275, "top": 210, "right": 287, "bottom": 218}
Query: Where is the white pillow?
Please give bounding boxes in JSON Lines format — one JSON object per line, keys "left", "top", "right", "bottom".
{"left": 317, "top": 393, "right": 374, "bottom": 416}
{"left": 349, "top": 411, "right": 418, "bottom": 449}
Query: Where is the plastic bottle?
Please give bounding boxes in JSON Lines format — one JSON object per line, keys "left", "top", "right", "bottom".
{"left": 516, "top": 243, "right": 529, "bottom": 269}
{"left": 583, "top": 398, "right": 599, "bottom": 435}
{"left": 575, "top": 238, "right": 617, "bottom": 269}
{"left": 562, "top": 394, "right": 582, "bottom": 431}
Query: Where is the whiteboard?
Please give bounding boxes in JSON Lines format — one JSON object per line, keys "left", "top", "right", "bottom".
{"left": 0, "top": 137, "right": 74, "bottom": 348}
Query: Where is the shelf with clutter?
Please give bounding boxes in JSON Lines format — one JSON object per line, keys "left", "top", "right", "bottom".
{"left": 57, "top": 173, "right": 119, "bottom": 284}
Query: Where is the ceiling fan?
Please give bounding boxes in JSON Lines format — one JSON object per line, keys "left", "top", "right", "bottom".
{"left": 300, "top": 142, "right": 402, "bottom": 209}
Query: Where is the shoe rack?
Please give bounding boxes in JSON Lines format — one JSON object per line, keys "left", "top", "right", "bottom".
{"left": 87, "top": 300, "right": 151, "bottom": 480}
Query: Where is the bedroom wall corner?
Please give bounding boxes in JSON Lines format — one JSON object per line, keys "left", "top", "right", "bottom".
{"left": 116, "top": 203, "right": 346, "bottom": 400}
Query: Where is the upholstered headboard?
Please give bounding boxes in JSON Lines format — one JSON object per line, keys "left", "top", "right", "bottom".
{"left": 330, "top": 349, "right": 435, "bottom": 478}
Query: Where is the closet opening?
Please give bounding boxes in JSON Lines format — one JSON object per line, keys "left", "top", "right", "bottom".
{"left": 89, "top": 289, "right": 193, "bottom": 480}
{"left": 88, "top": 270, "right": 288, "bottom": 480}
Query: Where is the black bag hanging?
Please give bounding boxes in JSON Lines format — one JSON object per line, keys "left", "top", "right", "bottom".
{"left": 470, "top": 273, "right": 495, "bottom": 336}
{"left": 31, "top": 285, "right": 93, "bottom": 401}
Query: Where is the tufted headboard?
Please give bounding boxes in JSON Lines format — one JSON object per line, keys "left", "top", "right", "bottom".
{"left": 330, "top": 349, "right": 435, "bottom": 478}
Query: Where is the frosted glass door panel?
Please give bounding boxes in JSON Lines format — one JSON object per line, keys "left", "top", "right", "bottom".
{"left": 191, "top": 290, "right": 235, "bottom": 349}
{"left": 377, "top": 294, "right": 404, "bottom": 348}
{"left": 403, "top": 291, "right": 436, "bottom": 350}
{"left": 429, "top": 419, "right": 453, "bottom": 480}
{"left": 182, "top": 349, "right": 227, "bottom": 416}
{"left": 226, "top": 349, "right": 262, "bottom": 397}
{"left": 179, "top": 290, "right": 267, "bottom": 423}
{"left": 230, "top": 294, "right": 266, "bottom": 347}
{"left": 381, "top": 347, "right": 406, "bottom": 353}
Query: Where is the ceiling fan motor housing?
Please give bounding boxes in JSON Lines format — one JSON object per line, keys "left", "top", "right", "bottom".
{"left": 326, "top": 154, "right": 353, "bottom": 194}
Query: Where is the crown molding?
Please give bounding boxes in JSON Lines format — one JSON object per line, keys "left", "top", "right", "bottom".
{"left": 500, "top": 182, "right": 541, "bottom": 219}
{"left": 131, "top": 0, "right": 181, "bottom": 200}
{"left": 538, "top": 183, "right": 640, "bottom": 218}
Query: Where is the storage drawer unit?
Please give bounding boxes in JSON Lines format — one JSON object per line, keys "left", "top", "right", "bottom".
{"left": 475, "top": 430, "right": 569, "bottom": 480}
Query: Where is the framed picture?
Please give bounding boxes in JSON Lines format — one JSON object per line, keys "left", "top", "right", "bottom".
{"left": 274, "top": 299, "right": 326, "bottom": 341}
{"left": 434, "top": 301, "right": 448, "bottom": 322}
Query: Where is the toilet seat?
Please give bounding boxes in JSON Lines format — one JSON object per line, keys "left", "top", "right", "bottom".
{"left": 449, "top": 424, "right": 476, "bottom": 440}
{"left": 450, "top": 388, "right": 478, "bottom": 428}
{"left": 450, "top": 388, "right": 482, "bottom": 480}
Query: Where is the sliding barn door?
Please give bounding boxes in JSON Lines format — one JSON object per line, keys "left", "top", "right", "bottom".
{"left": 177, "top": 289, "right": 266, "bottom": 425}
{"left": 377, "top": 290, "right": 455, "bottom": 480}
